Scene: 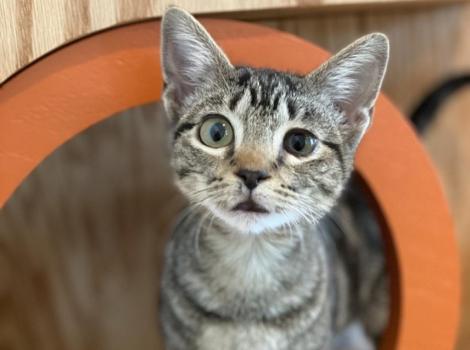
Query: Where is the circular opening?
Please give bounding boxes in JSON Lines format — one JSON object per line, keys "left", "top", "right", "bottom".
{"left": 0, "top": 102, "right": 394, "bottom": 349}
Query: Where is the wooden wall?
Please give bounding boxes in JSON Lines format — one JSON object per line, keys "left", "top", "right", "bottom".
{"left": 258, "top": 3, "right": 470, "bottom": 114}
{"left": 0, "top": 0, "right": 463, "bottom": 85}
{"left": 1, "top": 0, "right": 470, "bottom": 348}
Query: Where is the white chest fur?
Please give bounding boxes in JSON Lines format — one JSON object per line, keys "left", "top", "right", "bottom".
{"left": 197, "top": 323, "right": 287, "bottom": 350}
{"left": 202, "top": 231, "right": 302, "bottom": 294}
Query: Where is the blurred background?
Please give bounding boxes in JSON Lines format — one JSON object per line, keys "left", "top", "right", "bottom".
{"left": 1, "top": 0, "right": 470, "bottom": 349}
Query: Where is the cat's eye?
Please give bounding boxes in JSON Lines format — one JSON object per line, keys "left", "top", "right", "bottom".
{"left": 199, "top": 115, "right": 234, "bottom": 148}
{"left": 283, "top": 129, "right": 318, "bottom": 157}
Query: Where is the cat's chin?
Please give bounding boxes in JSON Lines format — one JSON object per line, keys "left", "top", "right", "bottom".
{"left": 207, "top": 204, "right": 297, "bottom": 235}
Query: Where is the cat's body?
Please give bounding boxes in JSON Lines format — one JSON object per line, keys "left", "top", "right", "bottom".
{"left": 159, "top": 8, "right": 390, "bottom": 350}
{"left": 160, "top": 179, "right": 387, "bottom": 350}
{"left": 161, "top": 211, "right": 331, "bottom": 350}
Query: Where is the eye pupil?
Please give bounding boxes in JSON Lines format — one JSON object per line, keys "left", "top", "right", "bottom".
{"left": 290, "top": 134, "right": 305, "bottom": 151}
{"left": 210, "top": 123, "right": 225, "bottom": 142}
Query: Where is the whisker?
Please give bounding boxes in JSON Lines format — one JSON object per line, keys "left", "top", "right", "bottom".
{"left": 188, "top": 183, "right": 228, "bottom": 198}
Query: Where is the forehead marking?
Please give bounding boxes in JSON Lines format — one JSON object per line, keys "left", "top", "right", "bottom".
{"left": 174, "top": 122, "right": 196, "bottom": 141}
{"left": 229, "top": 90, "right": 244, "bottom": 111}
{"left": 237, "top": 68, "right": 251, "bottom": 86}
{"left": 272, "top": 91, "right": 281, "bottom": 111}
{"left": 249, "top": 86, "right": 258, "bottom": 107}
{"left": 287, "top": 99, "right": 297, "bottom": 120}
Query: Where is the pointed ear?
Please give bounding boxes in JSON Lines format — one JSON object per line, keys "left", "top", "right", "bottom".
{"left": 308, "top": 33, "right": 389, "bottom": 145}
{"left": 161, "top": 8, "right": 232, "bottom": 120}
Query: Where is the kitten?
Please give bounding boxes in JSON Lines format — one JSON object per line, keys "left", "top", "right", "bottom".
{"left": 159, "top": 7, "right": 389, "bottom": 350}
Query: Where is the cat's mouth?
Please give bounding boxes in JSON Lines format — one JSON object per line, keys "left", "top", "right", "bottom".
{"left": 232, "top": 199, "right": 269, "bottom": 214}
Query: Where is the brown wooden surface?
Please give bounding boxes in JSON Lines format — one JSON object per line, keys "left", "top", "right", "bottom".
{"left": 0, "top": 0, "right": 466, "bottom": 85}
{"left": 0, "top": 19, "right": 460, "bottom": 350}
{"left": 259, "top": 2, "right": 470, "bottom": 114}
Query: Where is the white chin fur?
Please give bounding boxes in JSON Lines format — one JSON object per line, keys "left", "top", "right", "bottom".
{"left": 207, "top": 204, "right": 300, "bottom": 235}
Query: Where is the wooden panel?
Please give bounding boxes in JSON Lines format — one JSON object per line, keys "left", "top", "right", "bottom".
{"left": 258, "top": 2, "right": 470, "bottom": 114}
{"left": 0, "top": 0, "right": 465, "bottom": 84}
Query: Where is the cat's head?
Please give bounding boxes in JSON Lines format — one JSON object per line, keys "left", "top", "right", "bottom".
{"left": 161, "top": 8, "right": 389, "bottom": 234}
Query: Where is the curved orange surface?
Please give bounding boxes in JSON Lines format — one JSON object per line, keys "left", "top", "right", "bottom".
{"left": 0, "top": 19, "right": 460, "bottom": 349}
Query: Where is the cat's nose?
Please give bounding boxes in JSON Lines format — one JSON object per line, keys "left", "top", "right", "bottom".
{"left": 235, "top": 169, "right": 271, "bottom": 190}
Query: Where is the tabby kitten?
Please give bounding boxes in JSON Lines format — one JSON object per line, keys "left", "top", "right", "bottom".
{"left": 159, "top": 8, "right": 389, "bottom": 350}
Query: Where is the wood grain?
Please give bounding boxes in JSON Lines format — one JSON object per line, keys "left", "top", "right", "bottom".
{"left": 0, "top": 0, "right": 465, "bottom": 84}
{"left": 259, "top": 2, "right": 470, "bottom": 114}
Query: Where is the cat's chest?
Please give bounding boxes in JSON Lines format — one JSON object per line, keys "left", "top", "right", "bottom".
{"left": 202, "top": 235, "right": 296, "bottom": 294}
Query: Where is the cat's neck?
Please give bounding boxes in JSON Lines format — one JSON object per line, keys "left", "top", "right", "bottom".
{"left": 199, "top": 212, "right": 305, "bottom": 258}
{"left": 191, "top": 210, "right": 322, "bottom": 293}
{"left": 172, "top": 206, "right": 327, "bottom": 319}
{"left": 202, "top": 220, "right": 303, "bottom": 266}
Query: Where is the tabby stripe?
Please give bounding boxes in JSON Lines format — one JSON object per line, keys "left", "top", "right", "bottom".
{"left": 163, "top": 295, "right": 195, "bottom": 344}
{"left": 171, "top": 270, "right": 229, "bottom": 322}
{"left": 237, "top": 68, "right": 251, "bottom": 86}
{"left": 272, "top": 91, "right": 281, "bottom": 111}
{"left": 259, "top": 89, "right": 271, "bottom": 108}
{"left": 262, "top": 282, "right": 323, "bottom": 326}
{"left": 287, "top": 99, "right": 297, "bottom": 120}
{"left": 323, "top": 141, "right": 346, "bottom": 177}
{"left": 250, "top": 86, "right": 258, "bottom": 107}
{"left": 176, "top": 168, "right": 202, "bottom": 178}
{"left": 174, "top": 122, "right": 195, "bottom": 141}
{"left": 229, "top": 90, "right": 244, "bottom": 111}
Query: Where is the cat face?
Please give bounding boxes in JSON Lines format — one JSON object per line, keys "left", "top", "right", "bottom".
{"left": 161, "top": 8, "right": 389, "bottom": 234}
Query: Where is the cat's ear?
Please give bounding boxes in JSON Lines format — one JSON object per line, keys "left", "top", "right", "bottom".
{"left": 308, "top": 33, "right": 389, "bottom": 145}
{"left": 161, "top": 8, "right": 232, "bottom": 120}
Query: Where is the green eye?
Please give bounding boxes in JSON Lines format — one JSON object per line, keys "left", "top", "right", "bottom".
{"left": 199, "top": 115, "right": 234, "bottom": 148}
{"left": 284, "top": 129, "right": 318, "bottom": 157}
